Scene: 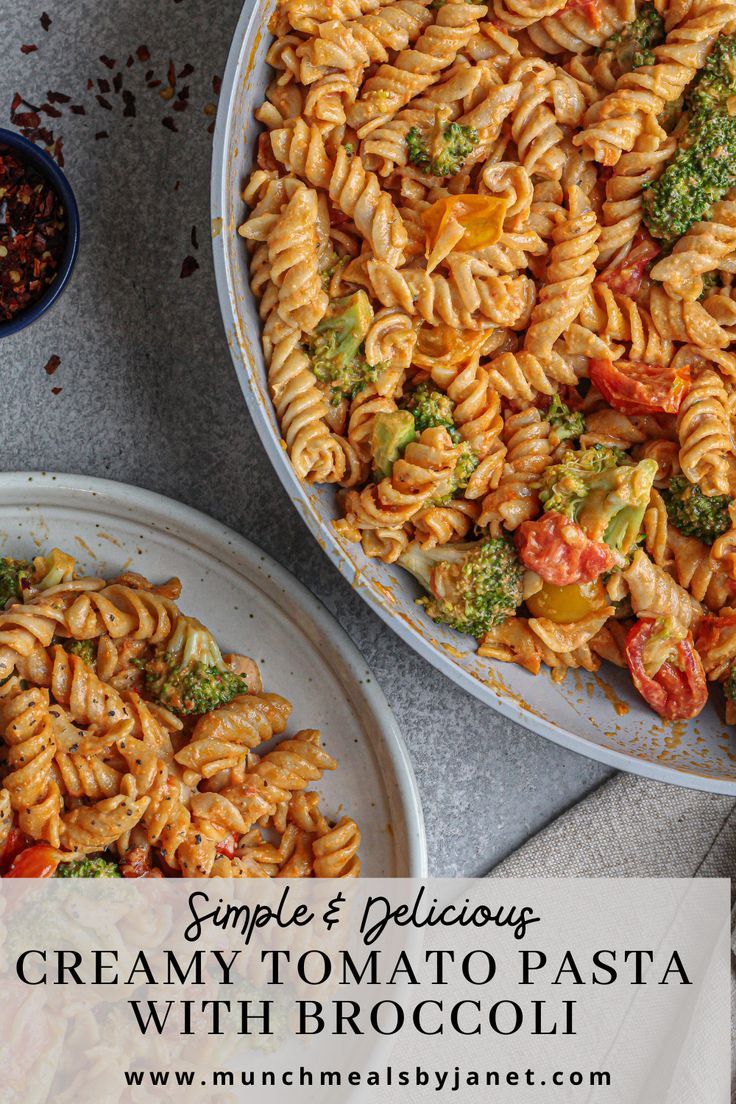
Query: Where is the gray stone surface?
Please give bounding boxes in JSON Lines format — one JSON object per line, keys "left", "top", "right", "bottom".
{"left": 0, "top": 0, "right": 612, "bottom": 875}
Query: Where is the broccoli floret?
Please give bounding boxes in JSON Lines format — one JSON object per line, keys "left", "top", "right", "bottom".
{"left": 453, "top": 446, "right": 479, "bottom": 492}
{"left": 687, "top": 33, "right": 736, "bottom": 125}
{"left": 699, "top": 270, "right": 721, "bottom": 298}
{"left": 0, "top": 557, "right": 32, "bottom": 607}
{"left": 643, "top": 34, "right": 736, "bottom": 241}
{"left": 601, "top": 3, "right": 665, "bottom": 73}
{"left": 309, "top": 291, "right": 376, "bottom": 405}
{"left": 399, "top": 537, "right": 523, "bottom": 638}
{"left": 63, "top": 638, "right": 97, "bottom": 667}
{"left": 55, "top": 856, "right": 121, "bottom": 878}
{"left": 663, "top": 475, "right": 731, "bottom": 544}
{"left": 143, "top": 616, "right": 248, "bottom": 716}
{"left": 548, "top": 395, "right": 585, "bottom": 448}
{"left": 431, "top": 445, "right": 480, "bottom": 506}
{"left": 406, "top": 122, "right": 478, "bottom": 177}
{"left": 401, "top": 383, "right": 459, "bottom": 440}
{"left": 539, "top": 446, "right": 657, "bottom": 556}
{"left": 725, "top": 665, "right": 736, "bottom": 703}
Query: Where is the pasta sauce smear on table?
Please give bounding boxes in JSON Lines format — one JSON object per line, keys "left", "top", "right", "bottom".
{"left": 0, "top": 550, "right": 361, "bottom": 879}
{"left": 238, "top": 0, "right": 736, "bottom": 725}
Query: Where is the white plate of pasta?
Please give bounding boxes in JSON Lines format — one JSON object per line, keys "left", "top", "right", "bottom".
{"left": 0, "top": 472, "right": 426, "bottom": 878}
{"left": 213, "top": 0, "right": 736, "bottom": 792}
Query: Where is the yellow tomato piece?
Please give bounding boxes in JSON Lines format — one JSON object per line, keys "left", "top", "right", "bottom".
{"left": 421, "top": 195, "right": 508, "bottom": 256}
{"left": 413, "top": 323, "right": 489, "bottom": 369}
{"left": 525, "top": 580, "right": 607, "bottom": 624}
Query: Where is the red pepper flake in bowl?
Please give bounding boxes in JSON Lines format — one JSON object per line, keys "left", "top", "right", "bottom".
{"left": 0, "top": 144, "right": 67, "bottom": 323}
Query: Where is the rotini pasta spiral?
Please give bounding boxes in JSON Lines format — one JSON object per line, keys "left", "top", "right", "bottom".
{"left": 623, "top": 548, "right": 702, "bottom": 627}
{"left": 341, "top": 426, "right": 459, "bottom": 532}
{"left": 650, "top": 197, "right": 736, "bottom": 301}
{"left": 269, "top": 121, "right": 408, "bottom": 265}
{"left": 0, "top": 677, "right": 61, "bottom": 846}
{"left": 346, "top": 0, "right": 487, "bottom": 136}
{"left": 296, "top": 0, "right": 434, "bottom": 83}
{"left": 677, "top": 367, "right": 732, "bottom": 495}
{"left": 524, "top": 185, "right": 600, "bottom": 358}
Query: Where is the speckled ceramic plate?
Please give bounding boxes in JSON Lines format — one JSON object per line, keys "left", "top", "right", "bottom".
{"left": 211, "top": 0, "right": 736, "bottom": 795}
{"left": 0, "top": 472, "right": 426, "bottom": 876}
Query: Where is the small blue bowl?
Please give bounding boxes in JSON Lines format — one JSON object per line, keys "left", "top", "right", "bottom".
{"left": 0, "top": 127, "right": 80, "bottom": 338}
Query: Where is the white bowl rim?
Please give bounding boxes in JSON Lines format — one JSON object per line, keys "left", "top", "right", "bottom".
{"left": 210, "top": 0, "right": 736, "bottom": 797}
{"left": 0, "top": 469, "right": 428, "bottom": 876}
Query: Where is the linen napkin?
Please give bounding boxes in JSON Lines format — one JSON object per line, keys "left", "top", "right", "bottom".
{"left": 489, "top": 772, "right": 736, "bottom": 1102}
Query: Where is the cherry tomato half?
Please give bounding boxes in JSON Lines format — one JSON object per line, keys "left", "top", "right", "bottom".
{"left": 589, "top": 358, "right": 690, "bottom": 416}
{"left": 625, "top": 619, "right": 708, "bottom": 721}
{"left": 4, "top": 844, "right": 60, "bottom": 879}
{"left": 597, "top": 233, "right": 660, "bottom": 297}
{"left": 515, "top": 512, "right": 615, "bottom": 587}
{"left": 0, "top": 827, "right": 29, "bottom": 875}
{"left": 215, "top": 834, "right": 237, "bottom": 860}
{"left": 526, "top": 579, "right": 608, "bottom": 624}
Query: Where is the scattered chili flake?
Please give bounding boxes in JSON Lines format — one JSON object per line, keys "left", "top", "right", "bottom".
{"left": 44, "top": 354, "right": 61, "bottom": 375}
{"left": 136, "top": 45, "right": 151, "bottom": 63}
{"left": 126, "top": 54, "right": 134, "bottom": 68}
{"left": 179, "top": 256, "right": 199, "bottom": 278}
{"left": 40, "top": 12, "right": 51, "bottom": 30}
{"left": 97, "top": 77, "right": 111, "bottom": 94}
{"left": 178, "top": 63, "right": 194, "bottom": 79}
{"left": 20, "top": 44, "right": 38, "bottom": 55}
{"left": 51, "top": 386, "right": 62, "bottom": 395}
{"left": 122, "top": 90, "right": 136, "bottom": 117}
{"left": 10, "top": 93, "right": 22, "bottom": 113}
{"left": 113, "top": 72, "right": 123, "bottom": 94}
{"left": 162, "top": 117, "right": 178, "bottom": 132}
{"left": 147, "top": 79, "right": 161, "bottom": 89}
{"left": 167, "top": 60, "right": 176, "bottom": 87}
{"left": 86, "top": 78, "right": 93, "bottom": 90}
{"left": 95, "top": 130, "right": 109, "bottom": 140}
{"left": 0, "top": 144, "right": 67, "bottom": 323}
{"left": 47, "top": 90, "right": 70, "bottom": 104}
{"left": 172, "top": 100, "right": 187, "bottom": 113}
{"left": 52, "top": 137, "right": 64, "bottom": 167}
{"left": 70, "top": 104, "right": 85, "bottom": 114}
{"left": 212, "top": 75, "right": 222, "bottom": 96}
{"left": 207, "top": 121, "right": 215, "bottom": 134}
{"left": 99, "top": 55, "right": 116, "bottom": 70}
{"left": 39, "top": 103, "right": 62, "bottom": 118}
{"left": 173, "top": 180, "right": 180, "bottom": 191}
{"left": 96, "top": 95, "right": 112, "bottom": 110}
{"left": 191, "top": 225, "right": 198, "bottom": 250}
{"left": 144, "top": 68, "right": 153, "bottom": 81}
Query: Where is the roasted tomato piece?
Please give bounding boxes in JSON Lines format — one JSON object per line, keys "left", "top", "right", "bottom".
{"left": 515, "top": 512, "right": 615, "bottom": 587}
{"left": 215, "top": 833, "right": 237, "bottom": 860}
{"left": 559, "top": 0, "right": 602, "bottom": 27}
{"left": 597, "top": 233, "right": 660, "bottom": 296}
{"left": 120, "top": 847, "right": 163, "bottom": 879}
{"left": 0, "top": 827, "right": 29, "bottom": 875}
{"left": 589, "top": 357, "right": 690, "bottom": 416}
{"left": 625, "top": 618, "right": 707, "bottom": 721}
{"left": 4, "top": 844, "right": 60, "bottom": 878}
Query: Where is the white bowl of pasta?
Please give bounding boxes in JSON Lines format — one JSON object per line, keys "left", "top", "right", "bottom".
{"left": 0, "top": 472, "right": 426, "bottom": 878}
{"left": 212, "top": 0, "right": 736, "bottom": 793}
